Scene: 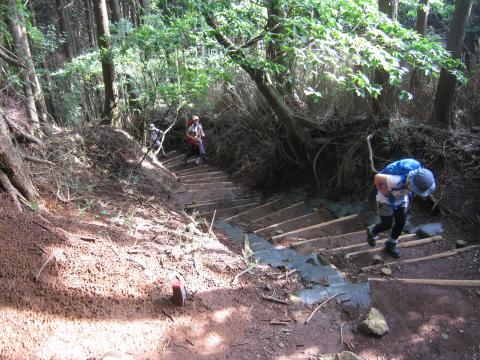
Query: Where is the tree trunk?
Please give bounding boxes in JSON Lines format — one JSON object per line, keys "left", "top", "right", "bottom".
{"left": 56, "top": 0, "right": 74, "bottom": 59}
{"left": 378, "top": 0, "right": 398, "bottom": 21}
{"left": 93, "top": 0, "right": 120, "bottom": 126}
{"left": 411, "top": 0, "right": 430, "bottom": 94}
{"left": 108, "top": 0, "right": 122, "bottom": 23}
{"left": 433, "top": 0, "right": 473, "bottom": 128}
{"left": 0, "top": 107, "right": 38, "bottom": 205}
{"left": 84, "top": 0, "right": 97, "bottom": 47}
{"left": 9, "top": 0, "right": 50, "bottom": 135}
{"left": 373, "top": 0, "right": 398, "bottom": 118}
{"left": 416, "top": 0, "right": 429, "bottom": 36}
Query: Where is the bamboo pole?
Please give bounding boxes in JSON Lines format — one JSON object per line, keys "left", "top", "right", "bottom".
{"left": 271, "top": 214, "right": 358, "bottom": 241}
{"left": 361, "top": 245, "right": 480, "bottom": 272}
{"left": 369, "top": 278, "right": 480, "bottom": 287}
{"left": 344, "top": 236, "right": 443, "bottom": 259}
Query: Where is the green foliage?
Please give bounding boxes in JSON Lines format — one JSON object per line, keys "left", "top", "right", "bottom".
{"left": 194, "top": 0, "right": 464, "bottom": 99}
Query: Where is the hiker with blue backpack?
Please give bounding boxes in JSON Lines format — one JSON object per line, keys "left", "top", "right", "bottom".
{"left": 366, "top": 159, "right": 436, "bottom": 258}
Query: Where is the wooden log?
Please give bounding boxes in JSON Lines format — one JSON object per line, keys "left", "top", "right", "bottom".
{"left": 271, "top": 214, "right": 358, "bottom": 241}
{"left": 344, "top": 236, "right": 443, "bottom": 259}
{"left": 225, "top": 198, "right": 284, "bottom": 222}
{"left": 361, "top": 245, "right": 480, "bottom": 272}
{"left": 254, "top": 205, "right": 321, "bottom": 234}
{"left": 325, "top": 234, "right": 417, "bottom": 253}
{"left": 290, "top": 230, "right": 365, "bottom": 247}
{"left": 369, "top": 278, "right": 480, "bottom": 287}
{"left": 251, "top": 201, "right": 304, "bottom": 223}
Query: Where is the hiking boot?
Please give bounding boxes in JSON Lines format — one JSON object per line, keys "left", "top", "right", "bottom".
{"left": 366, "top": 225, "right": 379, "bottom": 247}
{"left": 195, "top": 157, "right": 200, "bottom": 165}
{"left": 385, "top": 240, "right": 400, "bottom": 258}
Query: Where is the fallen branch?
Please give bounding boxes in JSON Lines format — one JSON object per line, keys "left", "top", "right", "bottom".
{"left": 23, "top": 155, "right": 55, "bottom": 166}
{"left": 305, "top": 292, "right": 346, "bottom": 324}
{"left": 232, "top": 263, "right": 256, "bottom": 284}
{"left": 277, "top": 268, "right": 298, "bottom": 280}
{"left": 270, "top": 320, "right": 291, "bottom": 325}
{"left": 261, "top": 293, "right": 289, "bottom": 305}
{"left": 209, "top": 209, "right": 216, "bottom": 234}
{"left": 340, "top": 322, "right": 355, "bottom": 351}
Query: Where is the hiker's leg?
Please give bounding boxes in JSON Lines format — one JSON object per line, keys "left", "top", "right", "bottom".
{"left": 391, "top": 206, "right": 407, "bottom": 240}
{"left": 372, "top": 203, "right": 393, "bottom": 235}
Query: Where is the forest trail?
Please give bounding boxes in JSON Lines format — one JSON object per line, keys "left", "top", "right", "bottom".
{"left": 166, "top": 150, "right": 480, "bottom": 359}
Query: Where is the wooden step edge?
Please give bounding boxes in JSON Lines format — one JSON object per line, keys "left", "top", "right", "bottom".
{"left": 254, "top": 204, "right": 324, "bottom": 234}
{"left": 290, "top": 230, "right": 366, "bottom": 247}
{"left": 182, "top": 176, "right": 230, "bottom": 184}
{"left": 271, "top": 214, "right": 359, "bottom": 241}
{"left": 184, "top": 182, "right": 235, "bottom": 187}
{"left": 361, "top": 244, "right": 480, "bottom": 272}
{"left": 185, "top": 197, "right": 261, "bottom": 210}
{"left": 175, "top": 165, "right": 212, "bottom": 174}
{"left": 199, "top": 201, "right": 263, "bottom": 217}
{"left": 224, "top": 197, "right": 284, "bottom": 222}
{"left": 368, "top": 278, "right": 480, "bottom": 287}
{"left": 251, "top": 201, "right": 305, "bottom": 224}
{"left": 161, "top": 153, "right": 185, "bottom": 165}
{"left": 323, "top": 234, "right": 417, "bottom": 253}
{"left": 344, "top": 236, "right": 444, "bottom": 259}
{"left": 178, "top": 171, "right": 225, "bottom": 179}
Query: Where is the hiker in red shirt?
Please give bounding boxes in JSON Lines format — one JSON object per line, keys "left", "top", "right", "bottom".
{"left": 183, "top": 115, "right": 205, "bottom": 165}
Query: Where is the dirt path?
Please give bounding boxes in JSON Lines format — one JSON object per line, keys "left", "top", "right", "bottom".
{"left": 0, "top": 128, "right": 478, "bottom": 360}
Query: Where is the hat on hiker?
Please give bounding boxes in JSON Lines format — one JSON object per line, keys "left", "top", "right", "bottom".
{"left": 148, "top": 123, "right": 156, "bottom": 131}
{"left": 408, "top": 168, "right": 436, "bottom": 197}
{"left": 192, "top": 115, "right": 199, "bottom": 121}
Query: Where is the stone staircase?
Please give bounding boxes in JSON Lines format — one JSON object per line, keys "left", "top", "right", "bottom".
{"left": 163, "top": 151, "right": 480, "bottom": 306}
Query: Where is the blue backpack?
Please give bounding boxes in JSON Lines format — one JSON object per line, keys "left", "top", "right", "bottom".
{"left": 379, "top": 158, "right": 423, "bottom": 208}
{"left": 380, "top": 158, "right": 422, "bottom": 182}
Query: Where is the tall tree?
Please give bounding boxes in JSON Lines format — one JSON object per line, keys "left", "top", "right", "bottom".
{"left": 93, "top": 0, "right": 120, "bottom": 126}
{"left": 433, "top": 0, "right": 473, "bottom": 128}
{"left": 373, "top": 0, "right": 398, "bottom": 117}
{"left": 56, "top": 0, "right": 75, "bottom": 58}
{"left": 416, "top": 0, "right": 430, "bottom": 36}
{"left": 8, "top": 0, "right": 50, "bottom": 134}
{"left": 108, "top": 0, "right": 122, "bottom": 23}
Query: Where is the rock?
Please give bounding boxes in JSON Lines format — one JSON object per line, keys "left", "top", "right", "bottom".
{"left": 441, "top": 333, "right": 449, "bottom": 340}
{"left": 278, "top": 341, "right": 285, "bottom": 348}
{"left": 264, "top": 284, "right": 273, "bottom": 292}
{"left": 336, "top": 351, "right": 365, "bottom": 360}
{"left": 290, "top": 309, "right": 305, "bottom": 323}
{"left": 381, "top": 267, "right": 392, "bottom": 276}
{"left": 358, "top": 308, "right": 389, "bottom": 337}
{"left": 275, "top": 229, "right": 285, "bottom": 235}
{"left": 372, "top": 255, "right": 384, "bottom": 265}
{"left": 413, "top": 223, "right": 443, "bottom": 238}
{"left": 456, "top": 240, "right": 467, "bottom": 248}
{"left": 288, "top": 294, "right": 302, "bottom": 303}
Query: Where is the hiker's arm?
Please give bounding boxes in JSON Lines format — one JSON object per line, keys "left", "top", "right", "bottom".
{"left": 374, "top": 174, "right": 390, "bottom": 196}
